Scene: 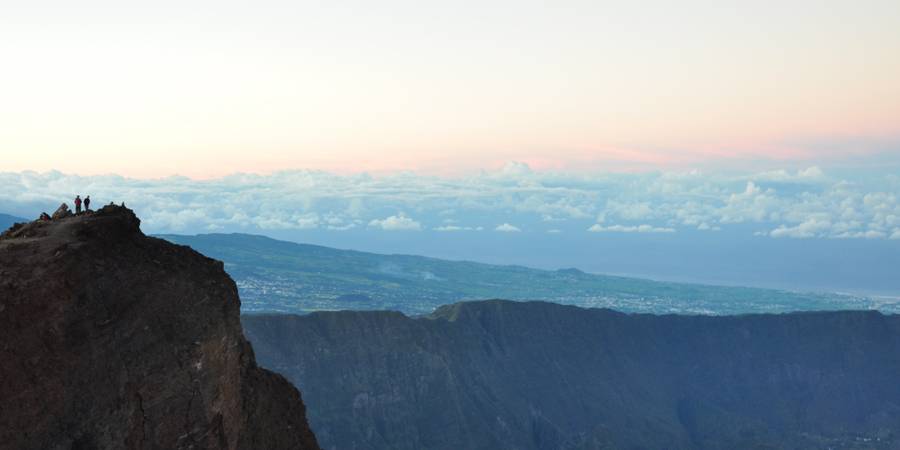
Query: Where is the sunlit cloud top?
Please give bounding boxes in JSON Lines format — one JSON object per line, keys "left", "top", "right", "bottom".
{"left": 2, "top": 1, "right": 900, "bottom": 177}
{"left": 2, "top": 163, "right": 899, "bottom": 242}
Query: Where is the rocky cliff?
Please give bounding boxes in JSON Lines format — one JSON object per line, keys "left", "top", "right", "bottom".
{"left": 0, "top": 206, "right": 320, "bottom": 450}
{"left": 244, "top": 300, "right": 900, "bottom": 450}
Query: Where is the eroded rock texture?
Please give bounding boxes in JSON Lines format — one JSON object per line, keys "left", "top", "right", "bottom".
{"left": 245, "top": 300, "right": 900, "bottom": 450}
{"left": 0, "top": 206, "right": 319, "bottom": 450}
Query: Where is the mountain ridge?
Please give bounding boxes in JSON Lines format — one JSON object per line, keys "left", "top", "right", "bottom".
{"left": 0, "top": 212, "right": 27, "bottom": 231}
{"left": 244, "top": 300, "right": 900, "bottom": 450}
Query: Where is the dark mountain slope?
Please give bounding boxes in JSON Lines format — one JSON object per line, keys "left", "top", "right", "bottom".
{"left": 0, "top": 206, "right": 319, "bottom": 450}
{"left": 244, "top": 300, "right": 900, "bottom": 450}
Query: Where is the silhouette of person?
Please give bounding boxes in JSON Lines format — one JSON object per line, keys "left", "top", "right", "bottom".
{"left": 74, "top": 195, "right": 82, "bottom": 214}
{"left": 84, "top": 195, "right": 91, "bottom": 212}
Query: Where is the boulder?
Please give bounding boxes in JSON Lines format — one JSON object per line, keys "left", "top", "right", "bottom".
{"left": 50, "top": 202, "right": 72, "bottom": 219}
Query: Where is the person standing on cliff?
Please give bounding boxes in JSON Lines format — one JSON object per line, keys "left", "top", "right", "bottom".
{"left": 84, "top": 195, "right": 91, "bottom": 212}
{"left": 74, "top": 195, "right": 82, "bottom": 214}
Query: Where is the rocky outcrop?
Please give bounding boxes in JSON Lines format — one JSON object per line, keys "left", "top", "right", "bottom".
{"left": 0, "top": 206, "right": 319, "bottom": 450}
{"left": 244, "top": 300, "right": 900, "bottom": 450}
{"left": 51, "top": 203, "right": 73, "bottom": 220}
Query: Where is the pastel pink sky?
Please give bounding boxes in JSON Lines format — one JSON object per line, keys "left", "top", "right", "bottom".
{"left": 2, "top": 1, "right": 899, "bottom": 178}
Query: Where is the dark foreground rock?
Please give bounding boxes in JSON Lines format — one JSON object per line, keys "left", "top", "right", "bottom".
{"left": 0, "top": 206, "right": 319, "bottom": 450}
{"left": 244, "top": 300, "right": 900, "bottom": 450}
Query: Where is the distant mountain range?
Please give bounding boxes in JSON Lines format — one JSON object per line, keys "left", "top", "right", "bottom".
{"left": 244, "top": 300, "right": 900, "bottom": 449}
{"left": 0, "top": 213, "right": 27, "bottom": 231}
{"left": 159, "top": 233, "right": 897, "bottom": 315}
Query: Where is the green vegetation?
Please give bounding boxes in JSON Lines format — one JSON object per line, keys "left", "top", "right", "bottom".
{"left": 159, "top": 233, "right": 896, "bottom": 315}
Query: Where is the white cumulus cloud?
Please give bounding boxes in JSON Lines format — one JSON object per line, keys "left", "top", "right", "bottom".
{"left": 769, "top": 218, "right": 832, "bottom": 238}
{"left": 495, "top": 223, "right": 521, "bottom": 232}
{"left": 0, "top": 164, "right": 898, "bottom": 241}
{"left": 368, "top": 214, "right": 421, "bottom": 231}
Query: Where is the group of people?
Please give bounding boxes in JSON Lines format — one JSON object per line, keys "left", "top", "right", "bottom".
{"left": 35, "top": 195, "right": 108, "bottom": 222}
{"left": 74, "top": 195, "right": 91, "bottom": 214}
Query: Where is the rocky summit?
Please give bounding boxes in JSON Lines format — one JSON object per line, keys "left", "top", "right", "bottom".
{"left": 0, "top": 206, "right": 320, "bottom": 450}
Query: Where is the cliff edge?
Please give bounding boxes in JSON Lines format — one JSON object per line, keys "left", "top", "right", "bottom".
{"left": 245, "top": 300, "right": 900, "bottom": 449}
{"left": 0, "top": 206, "right": 320, "bottom": 450}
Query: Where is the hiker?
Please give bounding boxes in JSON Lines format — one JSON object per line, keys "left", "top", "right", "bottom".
{"left": 74, "top": 195, "right": 82, "bottom": 214}
{"left": 39, "top": 212, "right": 51, "bottom": 221}
{"left": 84, "top": 195, "right": 91, "bottom": 212}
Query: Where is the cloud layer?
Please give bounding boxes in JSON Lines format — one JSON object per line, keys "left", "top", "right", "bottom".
{"left": 1, "top": 163, "right": 898, "bottom": 241}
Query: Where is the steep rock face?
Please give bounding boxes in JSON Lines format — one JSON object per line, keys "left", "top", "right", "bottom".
{"left": 0, "top": 206, "right": 319, "bottom": 450}
{"left": 244, "top": 300, "right": 900, "bottom": 450}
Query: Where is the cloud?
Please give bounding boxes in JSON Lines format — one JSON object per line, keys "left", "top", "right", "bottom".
{"left": 498, "top": 161, "right": 533, "bottom": 177}
{"left": 769, "top": 218, "right": 832, "bottom": 238}
{"left": 798, "top": 166, "right": 825, "bottom": 179}
{"left": 588, "top": 224, "right": 675, "bottom": 233}
{"left": 368, "top": 214, "right": 421, "bottom": 231}
{"left": 434, "top": 225, "right": 482, "bottom": 232}
{"left": 495, "top": 223, "right": 521, "bottom": 232}
{"left": 605, "top": 201, "right": 654, "bottom": 221}
{"left": 751, "top": 166, "right": 825, "bottom": 182}
{"left": 833, "top": 230, "right": 887, "bottom": 239}
{"left": 327, "top": 223, "right": 356, "bottom": 231}
{"left": 0, "top": 164, "right": 898, "bottom": 241}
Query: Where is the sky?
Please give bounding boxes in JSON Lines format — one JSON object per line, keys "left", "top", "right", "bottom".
{"left": 2, "top": 2, "right": 900, "bottom": 295}
{"left": 2, "top": 1, "right": 900, "bottom": 177}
